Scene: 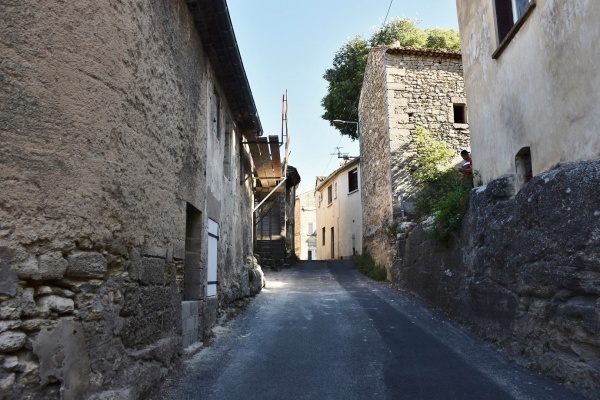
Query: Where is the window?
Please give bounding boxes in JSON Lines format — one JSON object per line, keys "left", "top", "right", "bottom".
{"left": 334, "top": 183, "right": 338, "bottom": 199}
{"left": 212, "top": 89, "right": 221, "bottom": 138}
{"left": 223, "top": 118, "right": 232, "bottom": 180}
{"left": 453, "top": 104, "right": 466, "bottom": 124}
{"left": 308, "top": 222, "right": 314, "bottom": 235}
{"left": 494, "top": 0, "right": 534, "bottom": 47}
{"left": 322, "top": 227, "right": 326, "bottom": 246}
{"left": 327, "top": 185, "right": 333, "bottom": 205}
{"left": 348, "top": 169, "right": 358, "bottom": 192}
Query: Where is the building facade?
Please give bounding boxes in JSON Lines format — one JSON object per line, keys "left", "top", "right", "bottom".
{"left": 294, "top": 190, "right": 317, "bottom": 261}
{"left": 315, "top": 159, "right": 362, "bottom": 260}
{"left": 456, "top": 0, "right": 600, "bottom": 186}
{"left": 359, "top": 46, "right": 469, "bottom": 272}
{"left": 0, "top": 0, "right": 263, "bottom": 398}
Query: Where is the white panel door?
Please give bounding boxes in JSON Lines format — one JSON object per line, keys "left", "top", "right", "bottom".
{"left": 207, "top": 219, "right": 219, "bottom": 297}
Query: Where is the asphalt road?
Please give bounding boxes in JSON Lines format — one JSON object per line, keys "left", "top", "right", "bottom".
{"left": 162, "top": 260, "right": 582, "bottom": 400}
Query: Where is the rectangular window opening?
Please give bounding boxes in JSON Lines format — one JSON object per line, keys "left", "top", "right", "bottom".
{"left": 453, "top": 104, "right": 466, "bottom": 124}
{"left": 322, "top": 227, "right": 326, "bottom": 246}
{"left": 327, "top": 185, "right": 333, "bottom": 205}
{"left": 348, "top": 168, "right": 358, "bottom": 192}
{"left": 184, "top": 203, "right": 203, "bottom": 301}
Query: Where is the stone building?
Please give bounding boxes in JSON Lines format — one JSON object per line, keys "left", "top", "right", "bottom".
{"left": 0, "top": 0, "right": 266, "bottom": 398}
{"left": 294, "top": 190, "right": 317, "bottom": 261}
{"left": 358, "top": 46, "right": 469, "bottom": 272}
{"left": 315, "top": 158, "right": 362, "bottom": 260}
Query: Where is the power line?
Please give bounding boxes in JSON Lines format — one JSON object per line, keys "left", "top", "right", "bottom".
{"left": 382, "top": 0, "right": 394, "bottom": 27}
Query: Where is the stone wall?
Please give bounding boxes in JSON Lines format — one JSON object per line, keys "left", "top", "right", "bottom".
{"left": 359, "top": 47, "right": 469, "bottom": 275}
{"left": 385, "top": 49, "right": 469, "bottom": 216}
{"left": 0, "top": 0, "right": 257, "bottom": 398}
{"left": 397, "top": 159, "right": 600, "bottom": 397}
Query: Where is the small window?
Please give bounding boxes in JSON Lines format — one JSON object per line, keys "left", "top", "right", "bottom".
{"left": 327, "top": 185, "right": 333, "bottom": 205}
{"left": 223, "top": 118, "right": 232, "bottom": 179}
{"left": 348, "top": 169, "right": 358, "bottom": 192}
{"left": 453, "top": 104, "right": 466, "bottom": 124}
{"left": 308, "top": 222, "right": 314, "bottom": 235}
{"left": 212, "top": 89, "right": 221, "bottom": 139}
{"left": 322, "top": 227, "right": 326, "bottom": 246}
{"left": 515, "top": 147, "right": 533, "bottom": 190}
{"left": 334, "top": 183, "right": 338, "bottom": 199}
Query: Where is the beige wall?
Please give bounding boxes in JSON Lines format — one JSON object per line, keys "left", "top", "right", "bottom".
{"left": 456, "top": 0, "right": 600, "bottom": 184}
{"left": 0, "top": 0, "right": 255, "bottom": 397}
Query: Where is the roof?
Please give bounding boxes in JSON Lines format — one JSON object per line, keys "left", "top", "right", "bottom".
{"left": 186, "top": 0, "right": 262, "bottom": 137}
{"left": 373, "top": 45, "right": 462, "bottom": 60}
{"left": 315, "top": 158, "right": 360, "bottom": 192}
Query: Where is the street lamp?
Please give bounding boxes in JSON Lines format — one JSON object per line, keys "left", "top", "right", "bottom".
{"left": 332, "top": 119, "right": 359, "bottom": 137}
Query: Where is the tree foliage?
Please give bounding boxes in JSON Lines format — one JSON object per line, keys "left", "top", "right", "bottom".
{"left": 321, "top": 18, "right": 461, "bottom": 139}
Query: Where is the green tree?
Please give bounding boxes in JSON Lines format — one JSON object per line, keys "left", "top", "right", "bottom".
{"left": 321, "top": 18, "right": 461, "bottom": 139}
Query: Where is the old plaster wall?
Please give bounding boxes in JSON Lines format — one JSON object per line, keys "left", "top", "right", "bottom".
{"left": 359, "top": 47, "right": 469, "bottom": 274}
{"left": 456, "top": 0, "right": 600, "bottom": 184}
{"left": 0, "top": 0, "right": 255, "bottom": 398}
{"left": 398, "top": 160, "right": 600, "bottom": 397}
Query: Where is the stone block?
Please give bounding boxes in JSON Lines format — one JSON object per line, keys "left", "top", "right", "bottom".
{"left": 33, "top": 320, "right": 90, "bottom": 399}
{"left": 0, "top": 247, "right": 18, "bottom": 296}
{"left": 67, "top": 252, "right": 107, "bottom": 279}
{"left": 36, "top": 295, "right": 74, "bottom": 314}
{"left": 0, "top": 373, "right": 15, "bottom": 398}
{"left": 173, "top": 241, "right": 186, "bottom": 260}
{"left": 142, "top": 244, "right": 167, "bottom": 259}
{"left": 140, "top": 257, "right": 165, "bottom": 286}
{"left": 38, "top": 253, "right": 68, "bottom": 279}
{"left": 0, "top": 320, "right": 21, "bottom": 333}
{"left": 128, "top": 248, "right": 142, "bottom": 281}
{"left": 0, "top": 331, "right": 27, "bottom": 352}
{"left": 3, "top": 355, "right": 18, "bottom": 370}
{"left": 0, "top": 307, "right": 20, "bottom": 320}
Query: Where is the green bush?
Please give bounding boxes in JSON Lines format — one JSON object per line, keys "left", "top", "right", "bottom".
{"left": 412, "top": 127, "right": 472, "bottom": 245}
{"left": 354, "top": 252, "right": 387, "bottom": 281}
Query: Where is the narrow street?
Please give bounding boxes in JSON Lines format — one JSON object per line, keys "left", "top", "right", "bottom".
{"left": 161, "top": 261, "right": 581, "bottom": 400}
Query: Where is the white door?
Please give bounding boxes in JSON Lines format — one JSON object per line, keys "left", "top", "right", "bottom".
{"left": 207, "top": 219, "right": 219, "bottom": 297}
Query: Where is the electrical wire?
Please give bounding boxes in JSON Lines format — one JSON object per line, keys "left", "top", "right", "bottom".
{"left": 322, "top": 135, "right": 344, "bottom": 176}
{"left": 382, "top": 0, "right": 394, "bottom": 27}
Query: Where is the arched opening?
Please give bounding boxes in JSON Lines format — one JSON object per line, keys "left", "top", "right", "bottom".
{"left": 515, "top": 147, "right": 532, "bottom": 190}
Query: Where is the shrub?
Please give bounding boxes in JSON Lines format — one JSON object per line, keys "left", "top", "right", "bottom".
{"left": 412, "top": 127, "right": 472, "bottom": 244}
{"left": 354, "top": 252, "right": 387, "bottom": 281}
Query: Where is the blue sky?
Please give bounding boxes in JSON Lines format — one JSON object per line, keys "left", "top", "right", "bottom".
{"left": 227, "top": 0, "right": 460, "bottom": 194}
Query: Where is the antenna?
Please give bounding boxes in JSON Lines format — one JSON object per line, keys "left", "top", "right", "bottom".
{"left": 330, "top": 147, "right": 349, "bottom": 159}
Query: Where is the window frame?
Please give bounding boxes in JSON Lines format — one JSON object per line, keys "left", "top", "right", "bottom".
{"left": 327, "top": 185, "right": 333, "bottom": 205}
{"left": 492, "top": 0, "right": 536, "bottom": 59}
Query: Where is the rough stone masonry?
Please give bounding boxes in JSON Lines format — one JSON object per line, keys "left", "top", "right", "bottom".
{"left": 0, "top": 0, "right": 263, "bottom": 398}
{"left": 397, "top": 159, "right": 600, "bottom": 398}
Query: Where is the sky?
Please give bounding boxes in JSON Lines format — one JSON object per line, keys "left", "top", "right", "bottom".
{"left": 227, "top": 0, "right": 460, "bottom": 195}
